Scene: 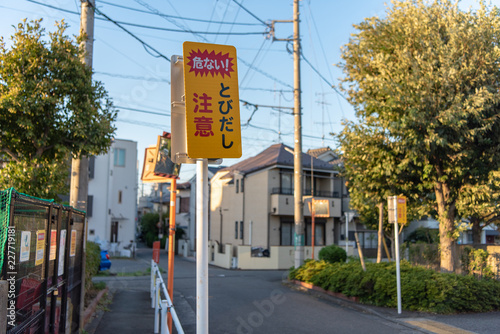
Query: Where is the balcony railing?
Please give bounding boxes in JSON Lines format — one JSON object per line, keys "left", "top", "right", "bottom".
{"left": 271, "top": 187, "right": 339, "bottom": 198}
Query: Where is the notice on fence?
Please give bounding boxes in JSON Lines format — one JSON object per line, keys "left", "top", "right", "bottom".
{"left": 35, "top": 230, "right": 45, "bottom": 266}
{"left": 70, "top": 230, "right": 77, "bottom": 257}
{"left": 58, "top": 230, "right": 66, "bottom": 276}
{"left": 19, "top": 231, "right": 31, "bottom": 262}
{"left": 49, "top": 229, "right": 57, "bottom": 261}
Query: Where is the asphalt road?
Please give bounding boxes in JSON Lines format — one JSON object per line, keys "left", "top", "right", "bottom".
{"left": 92, "top": 247, "right": 500, "bottom": 334}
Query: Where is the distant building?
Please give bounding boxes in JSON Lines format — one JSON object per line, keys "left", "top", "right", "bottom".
{"left": 87, "top": 139, "right": 138, "bottom": 254}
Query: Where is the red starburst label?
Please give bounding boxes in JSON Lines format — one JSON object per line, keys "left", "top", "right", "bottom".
{"left": 186, "top": 49, "right": 234, "bottom": 78}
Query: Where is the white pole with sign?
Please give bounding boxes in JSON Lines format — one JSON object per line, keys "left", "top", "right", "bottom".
{"left": 196, "top": 159, "right": 208, "bottom": 333}
{"left": 179, "top": 41, "right": 242, "bottom": 334}
{"left": 388, "top": 196, "right": 402, "bottom": 314}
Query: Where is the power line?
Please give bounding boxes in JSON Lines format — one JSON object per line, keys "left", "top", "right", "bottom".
{"left": 116, "top": 105, "right": 171, "bottom": 117}
{"left": 300, "top": 52, "right": 346, "bottom": 100}
{"left": 26, "top": 0, "right": 172, "bottom": 62}
{"left": 95, "top": 71, "right": 171, "bottom": 83}
{"left": 238, "top": 57, "right": 293, "bottom": 89}
{"left": 88, "top": 2, "right": 172, "bottom": 62}
{"left": 134, "top": 0, "right": 208, "bottom": 43}
{"left": 99, "top": 0, "right": 261, "bottom": 26}
{"left": 116, "top": 117, "right": 167, "bottom": 129}
{"left": 306, "top": 2, "right": 335, "bottom": 85}
{"left": 231, "top": 0, "right": 270, "bottom": 27}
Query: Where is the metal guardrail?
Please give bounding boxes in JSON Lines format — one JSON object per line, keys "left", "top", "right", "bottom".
{"left": 150, "top": 260, "right": 184, "bottom": 334}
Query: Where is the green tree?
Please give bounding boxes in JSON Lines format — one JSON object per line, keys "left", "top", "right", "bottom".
{"left": 0, "top": 19, "right": 116, "bottom": 200}
{"left": 456, "top": 170, "right": 500, "bottom": 244}
{"left": 339, "top": 0, "right": 500, "bottom": 272}
{"left": 338, "top": 121, "right": 427, "bottom": 262}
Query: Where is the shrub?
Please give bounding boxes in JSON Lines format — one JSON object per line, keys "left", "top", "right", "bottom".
{"left": 461, "top": 247, "right": 494, "bottom": 279}
{"left": 289, "top": 259, "right": 500, "bottom": 314}
{"left": 319, "top": 244, "right": 347, "bottom": 264}
{"left": 85, "top": 241, "right": 101, "bottom": 292}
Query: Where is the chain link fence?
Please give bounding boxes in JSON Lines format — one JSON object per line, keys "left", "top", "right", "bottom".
{"left": 1, "top": 188, "right": 86, "bottom": 334}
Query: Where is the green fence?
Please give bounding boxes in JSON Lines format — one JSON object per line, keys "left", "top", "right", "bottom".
{"left": 1, "top": 188, "right": 86, "bottom": 334}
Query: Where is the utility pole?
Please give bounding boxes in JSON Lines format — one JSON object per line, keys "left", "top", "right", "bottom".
{"left": 70, "top": 0, "right": 94, "bottom": 213}
{"left": 271, "top": 1, "right": 304, "bottom": 268}
{"left": 74, "top": 1, "right": 94, "bottom": 332}
{"left": 293, "top": 0, "right": 304, "bottom": 268}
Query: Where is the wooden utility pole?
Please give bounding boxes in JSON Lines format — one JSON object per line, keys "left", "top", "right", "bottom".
{"left": 74, "top": 1, "right": 94, "bottom": 332}
{"left": 70, "top": 0, "right": 94, "bottom": 212}
{"left": 293, "top": 0, "right": 304, "bottom": 268}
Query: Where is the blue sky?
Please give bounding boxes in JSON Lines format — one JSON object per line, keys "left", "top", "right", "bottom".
{"left": 0, "top": 0, "right": 483, "bottom": 192}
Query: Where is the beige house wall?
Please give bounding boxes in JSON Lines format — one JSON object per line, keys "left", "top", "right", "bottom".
{"left": 244, "top": 169, "right": 270, "bottom": 248}
{"left": 237, "top": 245, "right": 325, "bottom": 270}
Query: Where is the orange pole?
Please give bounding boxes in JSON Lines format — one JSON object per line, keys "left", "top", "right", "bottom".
{"left": 167, "top": 178, "right": 177, "bottom": 333}
{"left": 311, "top": 200, "right": 315, "bottom": 260}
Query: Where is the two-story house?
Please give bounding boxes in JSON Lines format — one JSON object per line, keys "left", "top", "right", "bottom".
{"left": 208, "top": 143, "right": 346, "bottom": 269}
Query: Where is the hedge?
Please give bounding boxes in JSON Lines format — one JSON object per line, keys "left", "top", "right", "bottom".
{"left": 289, "top": 260, "right": 500, "bottom": 313}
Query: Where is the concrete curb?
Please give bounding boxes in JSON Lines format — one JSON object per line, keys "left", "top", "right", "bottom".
{"left": 83, "top": 287, "right": 109, "bottom": 326}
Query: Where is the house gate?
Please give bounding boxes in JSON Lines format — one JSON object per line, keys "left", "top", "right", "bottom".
{"left": 0, "top": 188, "right": 86, "bottom": 334}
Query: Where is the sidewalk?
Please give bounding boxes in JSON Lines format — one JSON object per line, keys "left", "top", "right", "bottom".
{"left": 91, "top": 289, "right": 154, "bottom": 334}
{"left": 86, "top": 248, "right": 195, "bottom": 334}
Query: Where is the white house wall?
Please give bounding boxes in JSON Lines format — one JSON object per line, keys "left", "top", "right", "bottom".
{"left": 87, "top": 151, "right": 112, "bottom": 243}
{"left": 110, "top": 140, "right": 138, "bottom": 249}
{"left": 87, "top": 139, "right": 137, "bottom": 252}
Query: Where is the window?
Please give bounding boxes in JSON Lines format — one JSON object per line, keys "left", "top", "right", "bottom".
{"left": 89, "top": 156, "right": 95, "bottom": 179}
{"left": 235, "top": 221, "right": 238, "bottom": 239}
{"left": 281, "top": 172, "right": 293, "bottom": 194}
{"left": 114, "top": 148, "right": 126, "bottom": 167}
{"left": 179, "top": 197, "right": 190, "bottom": 213}
{"left": 118, "top": 190, "right": 122, "bottom": 204}
{"left": 236, "top": 179, "right": 239, "bottom": 193}
{"left": 87, "top": 195, "right": 93, "bottom": 217}
{"left": 241, "top": 178, "right": 244, "bottom": 192}
{"left": 240, "top": 221, "right": 244, "bottom": 240}
{"left": 305, "top": 220, "right": 326, "bottom": 246}
{"left": 280, "top": 220, "right": 294, "bottom": 246}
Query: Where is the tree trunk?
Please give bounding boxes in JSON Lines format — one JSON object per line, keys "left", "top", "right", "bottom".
{"left": 435, "top": 181, "right": 456, "bottom": 273}
{"left": 377, "top": 202, "right": 384, "bottom": 263}
{"left": 471, "top": 218, "right": 482, "bottom": 244}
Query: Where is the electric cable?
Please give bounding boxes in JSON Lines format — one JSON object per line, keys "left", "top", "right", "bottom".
{"left": 116, "top": 105, "right": 171, "bottom": 117}
{"left": 238, "top": 57, "right": 293, "bottom": 89}
{"left": 95, "top": 71, "right": 171, "bottom": 84}
{"left": 231, "top": 0, "right": 270, "bottom": 27}
{"left": 99, "top": 0, "right": 261, "bottom": 26}
{"left": 301, "top": 52, "right": 346, "bottom": 101}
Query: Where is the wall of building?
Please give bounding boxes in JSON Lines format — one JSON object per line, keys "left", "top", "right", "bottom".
{"left": 244, "top": 169, "right": 270, "bottom": 249}
{"left": 87, "top": 139, "right": 137, "bottom": 253}
{"left": 87, "top": 152, "right": 112, "bottom": 243}
{"left": 237, "top": 245, "right": 324, "bottom": 270}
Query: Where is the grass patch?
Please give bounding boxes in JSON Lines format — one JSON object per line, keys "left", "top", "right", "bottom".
{"left": 84, "top": 281, "right": 108, "bottom": 308}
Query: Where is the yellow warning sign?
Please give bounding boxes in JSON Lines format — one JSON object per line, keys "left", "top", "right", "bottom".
{"left": 183, "top": 41, "right": 242, "bottom": 159}
{"left": 397, "top": 196, "right": 407, "bottom": 225}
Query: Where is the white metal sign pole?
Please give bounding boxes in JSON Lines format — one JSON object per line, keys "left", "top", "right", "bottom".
{"left": 393, "top": 196, "right": 402, "bottom": 314}
{"left": 196, "top": 159, "right": 209, "bottom": 334}
{"left": 345, "top": 212, "right": 349, "bottom": 255}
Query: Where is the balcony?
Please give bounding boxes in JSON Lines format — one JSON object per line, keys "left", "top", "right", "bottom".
{"left": 270, "top": 191, "right": 342, "bottom": 217}
{"left": 271, "top": 187, "right": 340, "bottom": 198}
